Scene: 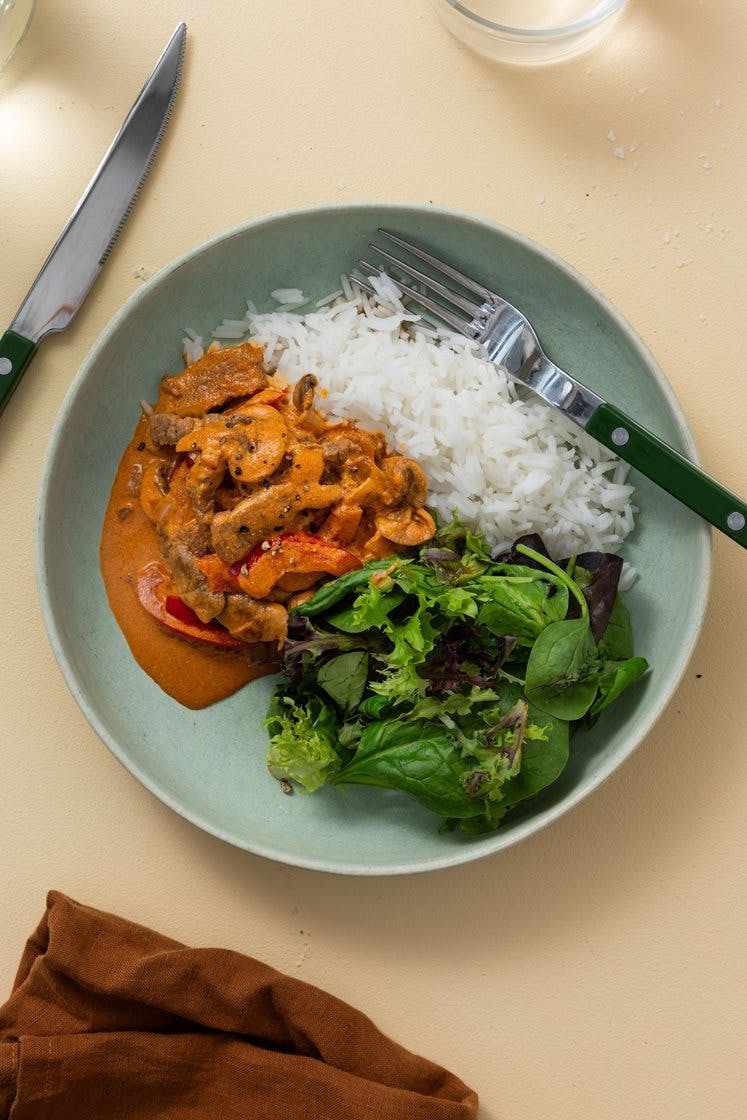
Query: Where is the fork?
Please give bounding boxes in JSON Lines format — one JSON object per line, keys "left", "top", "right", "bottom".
{"left": 353, "top": 229, "right": 746, "bottom": 550}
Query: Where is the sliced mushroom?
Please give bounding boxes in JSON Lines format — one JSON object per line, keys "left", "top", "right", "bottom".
{"left": 283, "top": 374, "right": 328, "bottom": 435}
{"left": 380, "top": 456, "right": 429, "bottom": 508}
{"left": 374, "top": 506, "right": 436, "bottom": 547}
{"left": 292, "top": 373, "right": 318, "bottom": 412}
{"left": 175, "top": 405, "right": 291, "bottom": 519}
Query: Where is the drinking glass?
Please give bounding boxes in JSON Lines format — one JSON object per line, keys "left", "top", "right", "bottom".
{"left": 431, "top": 1, "right": 630, "bottom": 65}
{"left": 0, "top": 0, "right": 34, "bottom": 72}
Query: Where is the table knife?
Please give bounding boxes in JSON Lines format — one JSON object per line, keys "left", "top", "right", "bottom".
{"left": 0, "top": 21, "right": 187, "bottom": 417}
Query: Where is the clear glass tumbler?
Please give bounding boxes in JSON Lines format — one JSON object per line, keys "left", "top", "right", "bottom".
{"left": 0, "top": 0, "right": 35, "bottom": 72}
{"left": 431, "top": 1, "right": 630, "bottom": 65}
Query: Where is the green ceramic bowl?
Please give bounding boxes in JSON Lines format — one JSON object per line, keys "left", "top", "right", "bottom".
{"left": 35, "top": 203, "right": 711, "bottom": 874}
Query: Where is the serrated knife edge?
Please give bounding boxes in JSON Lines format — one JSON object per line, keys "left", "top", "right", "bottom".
{"left": 8, "top": 22, "right": 187, "bottom": 347}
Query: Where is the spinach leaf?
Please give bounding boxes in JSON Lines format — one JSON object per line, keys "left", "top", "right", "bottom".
{"left": 336, "top": 718, "right": 484, "bottom": 820}
{"left": 317, "top": 651, "right": 369, "bottom": 714}
{"left": 498, "top": 703, "right": 569, "bottom": 812}
{"left": 589, "top": 656, "right": 649, "bottom": 716}
{"left": 280, "top": 614, "right": 370, "bottom": 690}
{"left": 359, "top": 694, "right": 393, "bottom": 719}
{"left": 524, "top": 617, "right": 600, "bottom": 720}
{"left": 599, "top": 596, "right": 634, "bottom": 661}
{"left": 456, "top": 709, "right": 569, "bottom": 834}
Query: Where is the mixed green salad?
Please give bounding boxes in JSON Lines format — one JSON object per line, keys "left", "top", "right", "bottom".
{"left": 265, "top": 518, "right": 649, "bottom": 834}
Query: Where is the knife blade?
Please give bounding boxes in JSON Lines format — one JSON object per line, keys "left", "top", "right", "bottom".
{"left": 0, "top": 21, "right": 187, "bottom": 417}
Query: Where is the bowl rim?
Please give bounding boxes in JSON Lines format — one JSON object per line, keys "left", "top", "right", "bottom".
{"left": 434, "top": 0, "right": 629, "bottom": 40}
{"left": 34, "top": 200, "right": 712, "bottom": 875}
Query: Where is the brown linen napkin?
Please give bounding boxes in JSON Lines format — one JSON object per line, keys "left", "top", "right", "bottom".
{"left": 0, "top": 892, "right": 478, "bottom": 1120}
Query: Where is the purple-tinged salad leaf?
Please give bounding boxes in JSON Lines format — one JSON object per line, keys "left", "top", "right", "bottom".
{"left": 264, "top": 516, "right": 649, "bottom": 834}
{"left": 567, "top": 551, "right": 625, "bottom": 643}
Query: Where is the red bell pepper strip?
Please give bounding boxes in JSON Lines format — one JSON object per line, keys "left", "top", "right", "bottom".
{"left": 195, "top": 553, "right": 241, "bottom": 593}
{"left": 136, "top": 561, "right": 246, "bottom": 648}
{"left": 230, "top": 532, "right": 361, "bottom": 599}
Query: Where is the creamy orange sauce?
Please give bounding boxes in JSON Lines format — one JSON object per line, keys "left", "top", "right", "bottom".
{"left": 100, "top": 341, "right": 437, "bottom": 710}
{"left": 100, "top": 415, "right": 278, "bottom": 710}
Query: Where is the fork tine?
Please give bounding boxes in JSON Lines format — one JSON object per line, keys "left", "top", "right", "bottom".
{"left": 368, "top": 244, "right": 486, "bottom": 319}
{"left": 378, "top": 229, "right": 494, "bottom": 303}
{"left": 349, "top": 271, "right": 377, "bottom": 297}
{"left": 357, "top": 260, "right": 477, "bottom": 336}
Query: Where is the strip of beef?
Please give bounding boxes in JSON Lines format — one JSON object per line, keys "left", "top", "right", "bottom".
{"left": 167, "top": 543, "right": 226, "bottom": 622}
{"left": 210, "top": 445, "right": 343, "bottom": 562}
{"left": 149, "top": 413, "right": 199, "bottom": 447}
{"left": 155, "top": 341, "right": 267, "bottom": 417}
{"left": 217, "top": 595, "right": 288, "bottom": 646}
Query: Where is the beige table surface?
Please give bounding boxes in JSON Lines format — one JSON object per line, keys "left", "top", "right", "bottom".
{"left": 2, "top": 2, "right": 746, "bottom": 1117}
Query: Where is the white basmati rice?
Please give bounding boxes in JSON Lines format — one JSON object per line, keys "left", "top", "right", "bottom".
{"left": 183, "top": 286, "right": 638, "bottom": 558}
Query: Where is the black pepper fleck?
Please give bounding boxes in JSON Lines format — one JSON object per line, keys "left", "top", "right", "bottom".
{"left": 234, "top": 467, "right": 243, "bottom": 476}
{"left": 239, "top": 525, "right": 249, "bottom": 534}
{"left": 261, "top": 479, "right": 270, "bottom": 489}
{"left": 136, "top": 441, "right": 146, "bottom": 451}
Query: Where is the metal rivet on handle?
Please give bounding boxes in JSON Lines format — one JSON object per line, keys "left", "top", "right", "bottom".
{"left": 0, "top": 358, "right": 12, "bottom": 377}
{"left": 727, "top": 511, "right": 746, "bottom": 532}
{"left": 611, "top": 426, "right": 630, "bottom": 447}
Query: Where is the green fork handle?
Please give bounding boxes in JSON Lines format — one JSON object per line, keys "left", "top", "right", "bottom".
{"left": 586, "top": 402, "right": 747, "bottom": 548}
{"left": 0, "top": 329, "right": 37, "bottom": 416}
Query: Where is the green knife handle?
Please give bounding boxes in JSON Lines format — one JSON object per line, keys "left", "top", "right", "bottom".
{"left": 586, "top": 402, "right": 747, "bottom": 548}
{"left": 0, "top": 330, "right": 37, "bottom": 416}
